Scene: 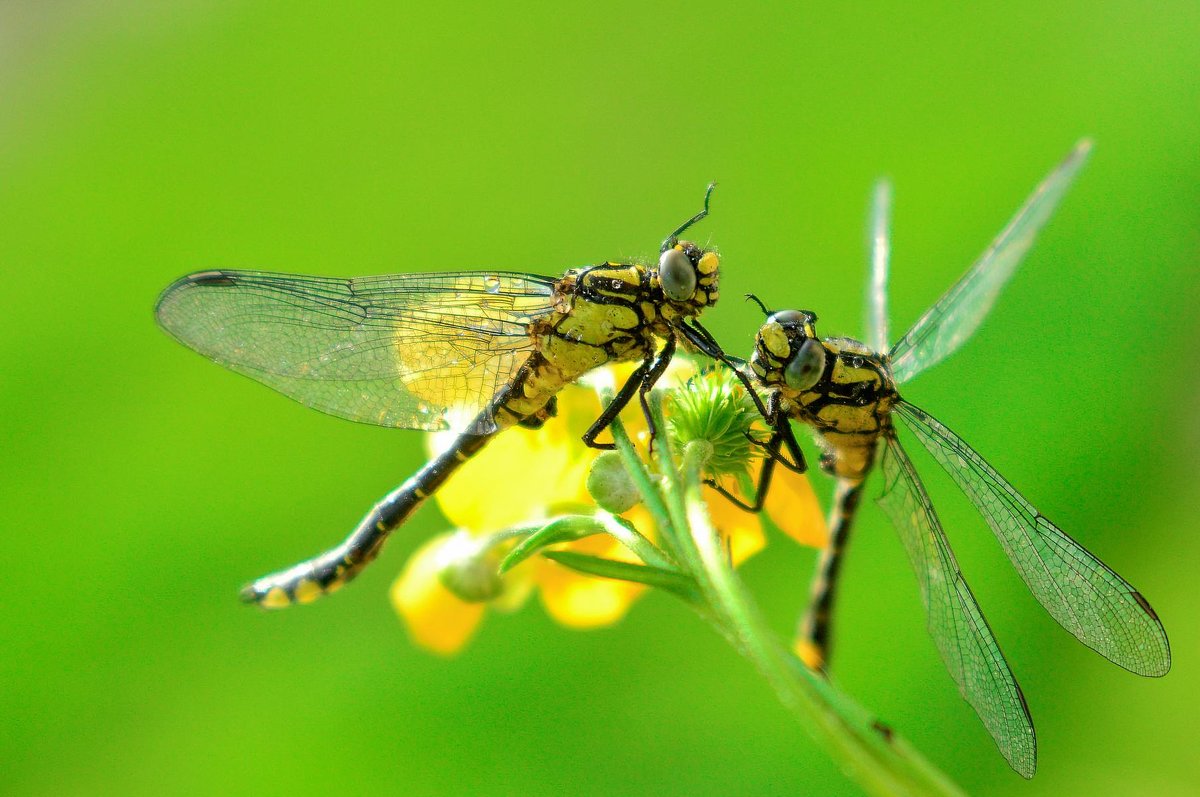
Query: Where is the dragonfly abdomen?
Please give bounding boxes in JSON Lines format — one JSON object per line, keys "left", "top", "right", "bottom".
{"left": 797, "top": 476, "right": 868, "bottom": 671}
{"left": 241, "top": 432, "right": 493, "bottom": 608}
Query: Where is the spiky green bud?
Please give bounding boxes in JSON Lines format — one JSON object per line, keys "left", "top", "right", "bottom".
{"left": 666, "top": 367, "right": 761, "bottom": 477}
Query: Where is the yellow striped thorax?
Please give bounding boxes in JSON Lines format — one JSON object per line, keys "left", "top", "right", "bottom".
{"left": 493, "top": 241, "right": 719, "bottom": 426}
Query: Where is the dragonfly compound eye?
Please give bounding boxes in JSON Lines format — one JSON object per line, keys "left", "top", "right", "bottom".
{"left": 769, "top": 309, "right": 815, "bottom": 328}
{"left": 659, "top": 247, "right": 697, "bottom": 302}
{"left": 784, "top": 338, "right": 826, "bottom": 391}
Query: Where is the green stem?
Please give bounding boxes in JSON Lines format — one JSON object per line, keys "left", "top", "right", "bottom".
{"left": 596, "top": 511, "right": 675, "bottom": 570}
{"left": 676, "top": 441, "right": 964, "bottom": 797}
{"left": 647, "top": 390, "right": 690, "bottom": 561}
{"left": 592, "top": 376, "right": 963, "bottom": 795}
{"left": 540, "top": 551, "right": 697, "bottom": 601}
{"left": 599, "top": 388, "right": 681, "bottom": 562}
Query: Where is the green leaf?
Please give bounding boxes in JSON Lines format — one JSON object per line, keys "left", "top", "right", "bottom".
{"left": 498, "top": 516, "right": 605, "bottom": 574}
{"left": 540, "top": 551, "right": 697, "bottom": 600}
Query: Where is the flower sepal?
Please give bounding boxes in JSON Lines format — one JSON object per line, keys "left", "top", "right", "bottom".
{"left": 435, "top": 530, "right": 508, "bottom": 603}
{"left": 540, "top": 550, "right": 697, "bottom": 601}
{"left": 498, "top": 515, "right": 609, "bottom": 574}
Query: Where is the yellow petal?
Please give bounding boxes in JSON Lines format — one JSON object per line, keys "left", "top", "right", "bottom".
{"left": 429, "top": 383, "right": 606, "bottom": 530}
{"left": 390, "top": 534, "right": 486, "bottom": 656}
{"left": 703, "top": 481, "right": 766, "bottom": 565}
{"left": 764, "top": 465, "right": 829, "bottom": 549}
{"left": 429, "top": 424, "right": 570, "bottom": 531}
{"left": 537, "top": 561, "right": 647, "bottom": 628}
{"left": 536, "top": 533, "right": 646, "bottom": 628}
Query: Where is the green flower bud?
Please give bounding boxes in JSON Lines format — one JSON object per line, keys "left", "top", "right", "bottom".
{"left": 586, "top": 450, "right": 641, "bottom": 513}
{"left": 436, "top": 531, "right": 505, "bottom": 602}
{"left": 667, "top": 367, "right": 760, "bottom": 477}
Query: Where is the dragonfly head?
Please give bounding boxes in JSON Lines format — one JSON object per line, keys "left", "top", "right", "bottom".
{"left": 750, "top": 309, "right": 828, "bottom": 394}
{"left": 655, "top": 241, "right": 719, "bottom": 316}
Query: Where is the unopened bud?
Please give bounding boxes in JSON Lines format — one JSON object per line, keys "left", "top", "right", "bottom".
{"left": 667, "top": 367, "right": 759, "bottom": 476}
{"left": 436, "top": 531, "right": 505, "bottom": 602}
{"left": 586, "top": 451, "right": 641, "bottom": 513}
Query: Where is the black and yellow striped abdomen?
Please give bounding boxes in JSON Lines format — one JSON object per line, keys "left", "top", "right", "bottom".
{"left": 242, "top": 432, "right": 493, "bottom": 607}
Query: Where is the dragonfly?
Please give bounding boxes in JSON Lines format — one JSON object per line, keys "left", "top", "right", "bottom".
{"left": 156, "top": 186, "right": 745, "bottom": 608}
{"left": 718, "top": 141, "right": 1170, "bottom": 777}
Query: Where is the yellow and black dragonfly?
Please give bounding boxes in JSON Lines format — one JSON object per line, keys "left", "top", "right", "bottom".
{"left": 157, "top": 187, "right": 739, "bottom": 608}
{"left": 720, "top": 141, "right": 1170, "bottom": 777}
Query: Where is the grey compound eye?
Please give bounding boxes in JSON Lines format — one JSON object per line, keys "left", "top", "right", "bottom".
{"left": 659, "top": 248, "right": 697, "bottom": 302}
{"left": 769, "top": 310, "right": 809, "bottom": 327}
{"left": 784, "top": 338, "right": 826, "bottom": 391}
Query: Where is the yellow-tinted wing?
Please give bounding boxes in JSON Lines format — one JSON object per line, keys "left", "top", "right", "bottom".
{"left": 156, "top": 270, "right": 558, "bottom": 434}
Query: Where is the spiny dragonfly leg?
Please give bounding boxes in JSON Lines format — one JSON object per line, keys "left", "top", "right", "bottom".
{"left": 661, "top": 182, "right": 716, "bottom": 252}
{"left": 582, "top": 355, "right": 653, "bottom": 450}
{"left": 709, "top": 405, "right": 806, "bottom": 512}
{"left": 796, "top": 477, "right": 866, "bottom": 673}
{"left": 679, "top": 319, "right": 774, "bottom": 422}
{"left": 581, "top": 336, "right": 678, "bottom": 450}
{"left": 637, "top": 334, "right": 677, "bottom": 449}
{"left": 705, "top": 429, "right": 781, "bottom": 512}
{"left": 755, "top": 392, "right": 807, "bottom": 473}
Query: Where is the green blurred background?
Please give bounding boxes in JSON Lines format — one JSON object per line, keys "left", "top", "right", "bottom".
{"left": 2, "top": 3, "right": 1197, "bottom": 795}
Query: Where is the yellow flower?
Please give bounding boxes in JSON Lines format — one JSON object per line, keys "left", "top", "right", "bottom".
{"left": 391, "top": 362, "right": 828, "bottom": 654}
{"left": 390, "top": 532, "right": 487, "bottom": 656}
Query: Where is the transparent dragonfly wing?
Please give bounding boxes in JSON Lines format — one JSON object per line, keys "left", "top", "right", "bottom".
{"left": 894, "top": 401, "right": 1171, "bottom": 676}
{"left": 888, "top": 140, "right": 1092, "bottom": 384}
{"left": 865, "top": 179, "right": 892, "bottom": 355}
{"left": 877, "top": 434, "right": 1036, "bottom": 779}
{"left": 156, "top": 269, "right": 559, "bottom": 434}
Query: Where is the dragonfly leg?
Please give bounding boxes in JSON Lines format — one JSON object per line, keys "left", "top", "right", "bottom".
{"left": 747, "top": 430, "right": 807, "bottom": 474}
{"left": 796, "top": 477, "right": 866, "bottom": 673}
{"left": 582, "top": 355, "right": 653, "bottom": 449}
{"left": 710, "top": 403, "right": 806, "bottom": 511}
{"left": 681, "top": 316, "right": 723, "bottom": 352}
{"left": 744, "top": 392, "right": 807, "bottom": 474}
{"left": 761, "top": 393, "right": 807, "bottom": 473}
{"left": 661, "top": 182, "right": 716, "bottom": 252}
{"left": 637, "top": 334, "right": 677, "bottom": 448}
{"left": 582, "top": 334, "right": 677, "bottom": 451}
{"left": 705, "top": 431, "right": 781, "bottom": 513}
{"left": 679, "top": 319, "right": 774, "bottom": 423}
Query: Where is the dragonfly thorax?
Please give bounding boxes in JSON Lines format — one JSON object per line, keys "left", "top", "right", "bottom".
{"left": 494, "top": 247, "right": 717, "bottom": 428}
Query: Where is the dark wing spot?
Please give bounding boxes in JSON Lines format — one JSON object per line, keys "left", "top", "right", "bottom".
{"left": 1131, "top": 590, "right": 1160, "bottom": 621}
{"left": 187, "top": 271, "right": 238, "bottom": 287}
